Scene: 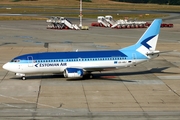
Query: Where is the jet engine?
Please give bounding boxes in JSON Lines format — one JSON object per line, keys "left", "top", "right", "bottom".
{"left": 63, "top": 68, "right": 84, "bottom": 78}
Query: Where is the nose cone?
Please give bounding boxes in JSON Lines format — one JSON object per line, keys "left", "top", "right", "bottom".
{"left": 3, "top": 63, "right": 11, "bottom": 71}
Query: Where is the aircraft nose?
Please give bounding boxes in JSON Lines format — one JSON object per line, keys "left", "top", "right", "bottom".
{"left": 2, "top": 63, "right": 10, "bottom": 71}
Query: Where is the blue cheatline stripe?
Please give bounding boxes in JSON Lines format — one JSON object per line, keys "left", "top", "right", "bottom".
{"left": 18, "top": 56, "right": 130, "bottom": 64}
{"left": 13, "top": 50, "right": 127, "bottom": 60}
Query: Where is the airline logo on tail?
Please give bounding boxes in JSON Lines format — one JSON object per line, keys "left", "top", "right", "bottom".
{"left": 137, "top": 19, "right": 162, "bottom": 52}
{"left": 120, "top": 19, "right": 162, "bottom": 59}
{"left": 141, "top": 35, "right": 156, "bottom": 49}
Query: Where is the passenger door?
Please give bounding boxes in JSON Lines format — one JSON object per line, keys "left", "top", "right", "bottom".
{"left": 27, "top": 56, "right": 34, "bottom": 67}
{"left": 132, "top": 53, "right": 136, "bottom": 65}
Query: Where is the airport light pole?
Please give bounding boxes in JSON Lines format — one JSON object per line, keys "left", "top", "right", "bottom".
{"left": 79, "top": 0, "right": 82, "bottom": 28}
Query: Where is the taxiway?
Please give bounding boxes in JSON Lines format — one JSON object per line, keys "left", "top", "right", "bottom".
{"left": 0, "top": 18, "right": 180, "bottom": 119}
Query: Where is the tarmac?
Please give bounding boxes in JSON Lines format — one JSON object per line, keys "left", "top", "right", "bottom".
{"left": 0, "top": 18, "right": 180, "bottom": 119}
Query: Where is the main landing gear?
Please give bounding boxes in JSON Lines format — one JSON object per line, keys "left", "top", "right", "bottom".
{"left": 83, "top": 73, "right": 94, "bottom": 79}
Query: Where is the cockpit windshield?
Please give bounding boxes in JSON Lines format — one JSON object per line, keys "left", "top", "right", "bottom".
{"left": 10, "top": 59, "right": 20, "bottom": 62}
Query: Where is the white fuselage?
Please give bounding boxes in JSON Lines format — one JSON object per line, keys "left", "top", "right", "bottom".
{"left": 3, "top": 59, "right": 147, "bottom": 74}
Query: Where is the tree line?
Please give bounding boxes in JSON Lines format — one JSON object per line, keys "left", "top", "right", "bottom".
{"left": 113, "top": 0, "right": 180, "bottom": 5}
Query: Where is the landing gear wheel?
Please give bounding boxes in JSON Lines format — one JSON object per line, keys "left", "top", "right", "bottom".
{"left": 84, "top": 74, "right": 93, "bottom": 79}
{"left": 21, "top": 76, "right": 26, "bottom": 80}
{"left": 89, "top": 74, "right": 93, "bottom": 79}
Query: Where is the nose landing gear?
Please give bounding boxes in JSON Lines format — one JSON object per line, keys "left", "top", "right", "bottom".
{"left": 15, "top": 73, "right": 26, "bottom": 80}
{"left": 21, "top": 76, "right": 26, "bottom": 80}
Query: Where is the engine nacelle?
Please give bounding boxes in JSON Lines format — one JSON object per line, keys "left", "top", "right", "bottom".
{"left": 64, "top": 68, "right": 83, "bottom": 78}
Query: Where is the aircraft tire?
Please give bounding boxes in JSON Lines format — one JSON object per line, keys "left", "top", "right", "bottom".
{"left": 83, "top": 74, "right": 93, "bottom": 79}
{"left": 89, "top": 74, "right": 93, "bottom": 79}
{"left": 21, "top": 76, "right": 26, "bottom": 80}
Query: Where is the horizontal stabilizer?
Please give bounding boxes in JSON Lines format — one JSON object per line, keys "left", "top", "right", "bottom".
{"left": 146, "top": 50, "right": 174, "bottom": 56}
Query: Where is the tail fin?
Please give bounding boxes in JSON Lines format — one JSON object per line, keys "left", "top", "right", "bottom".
{"left": 120, "top": 19, "right": 162, "bottom": 54}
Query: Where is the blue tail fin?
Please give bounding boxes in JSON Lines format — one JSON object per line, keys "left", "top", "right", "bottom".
{"left": 120, "top": 19, "right": 162, "bottom": 53}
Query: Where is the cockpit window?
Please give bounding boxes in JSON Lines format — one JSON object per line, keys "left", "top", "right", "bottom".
{"left": 11, "top": 59, "right": 20, "bottom": 62}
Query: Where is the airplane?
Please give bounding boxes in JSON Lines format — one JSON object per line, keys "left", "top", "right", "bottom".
{"left": 3, "top": 19, "right": 162, "bottom": 80}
